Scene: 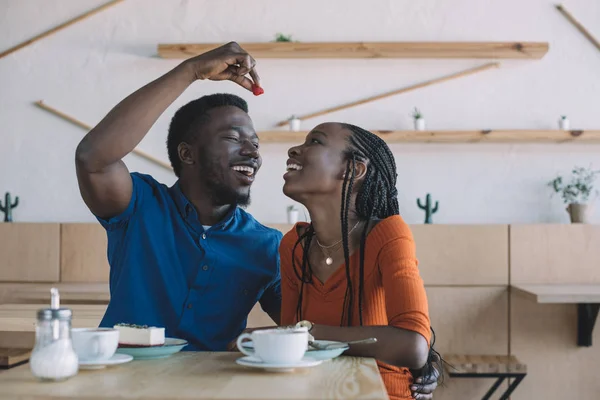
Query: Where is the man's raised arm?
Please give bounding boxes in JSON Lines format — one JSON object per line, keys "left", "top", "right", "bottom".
{"left": 74, "top": 42, "right": 260, "bottom": 219}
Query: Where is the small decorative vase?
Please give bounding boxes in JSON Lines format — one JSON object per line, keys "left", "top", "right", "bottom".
{"left": 289, "top": 117, "right": 301, "bottom": 132}
{"left": 566, "top": 203, "right": 592, "bottom": 223}
{"left": 287, "top": 208, "right": 299, "bottom": 224}
{"left": 414, "top": 118, "right": 426, "bottom": 131}
{"left": 558, "top": 117, "right": 570, "bottom": 131}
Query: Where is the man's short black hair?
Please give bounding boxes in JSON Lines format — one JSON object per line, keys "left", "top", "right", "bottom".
{"left": 166, "top": 93, "right": 249, "bottom": 177}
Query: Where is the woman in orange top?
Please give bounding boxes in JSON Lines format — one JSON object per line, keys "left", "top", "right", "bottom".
{"left": 280, "top": 122, "right": 440, "bottom": 400}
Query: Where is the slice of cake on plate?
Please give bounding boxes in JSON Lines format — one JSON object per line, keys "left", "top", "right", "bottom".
{"left": 114, "top": 323, "right": 165, "bottom": 347}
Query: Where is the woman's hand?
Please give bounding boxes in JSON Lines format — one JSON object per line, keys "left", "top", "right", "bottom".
{"left": 410, "top": 352, "right": 441, "bottom": 399}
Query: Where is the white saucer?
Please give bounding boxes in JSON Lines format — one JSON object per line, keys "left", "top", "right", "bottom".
{"left": 236, "top": 355, "right": 323, "bottom": 373}
{"left": 242, "top": 340, "right": 349, "bottom": 362}
{"left": 78, "top": 353, "right": 134, "bottom": 370}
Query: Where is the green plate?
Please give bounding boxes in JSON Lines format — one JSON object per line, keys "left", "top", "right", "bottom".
{"left": 115, "top": 338, "right": 188, "bottom": 360}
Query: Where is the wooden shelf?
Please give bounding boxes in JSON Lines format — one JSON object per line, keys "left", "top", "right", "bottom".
{"left": 512, "top": 284, "right": 600, "bottom": 347}
{"left": 157, "top": 41, "right": 549, "bottom": 59}
{"left": 257, "top": 130, "right": 600, "bottom": 143}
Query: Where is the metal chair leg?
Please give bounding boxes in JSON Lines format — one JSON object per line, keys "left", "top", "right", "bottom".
{"left": 482, "top": 377, "right": 505, "bottom": 400}
{"left": 499, "top": 375, "right": 525, "bottom": 400}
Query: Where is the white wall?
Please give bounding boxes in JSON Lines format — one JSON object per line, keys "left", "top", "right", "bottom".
{"left": 1, "top": 0, "right": 599, "bottom": 224}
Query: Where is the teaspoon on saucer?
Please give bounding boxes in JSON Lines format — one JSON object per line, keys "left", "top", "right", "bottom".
{"left": 309, "top": 337, "right": 377, "bottom": 350}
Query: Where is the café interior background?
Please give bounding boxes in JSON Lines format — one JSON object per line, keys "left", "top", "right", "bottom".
{"left": 1, "top": 0, "right": 599, "bottom": 225}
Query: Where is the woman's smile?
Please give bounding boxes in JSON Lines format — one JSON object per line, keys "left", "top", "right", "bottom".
{"left": 283, "top": 158, "right": 303, "bottom": 179}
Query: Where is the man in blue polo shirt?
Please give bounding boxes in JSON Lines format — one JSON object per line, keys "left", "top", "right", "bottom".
{"left": 75, "top": 42, "right": 438, "bottom": 398}
{"left": 75, "top": 42, "right": 280, "bottom": 351}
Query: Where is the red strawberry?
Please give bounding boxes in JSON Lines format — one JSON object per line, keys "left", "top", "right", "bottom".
{"left": 251, "top": 84, "right": 264, "bottom": 96}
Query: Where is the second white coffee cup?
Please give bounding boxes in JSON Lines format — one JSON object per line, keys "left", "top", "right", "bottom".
{"left": 71, "top": 327, "right": 119, "bottom": 361}
{"left": 236, "top": 328, "right": 308, "bottom": 364}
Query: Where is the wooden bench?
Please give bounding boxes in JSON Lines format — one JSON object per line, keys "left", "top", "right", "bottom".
{"left": 6, "top": 283, "right": 110, "bottom": 304}
{"left": 4, "top": 283, "right": 276, "bottom": 328}
{"left": 444, "top": 354, "right": 527, "bottom": 400}
{"left": 0, "top": 303, "right": 107, "bottom": 332}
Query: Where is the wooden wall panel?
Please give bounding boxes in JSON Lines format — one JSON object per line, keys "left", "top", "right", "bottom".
{"left": 267, "top": 223, "right": 510, "bottom": 286}
{"left": 411, "top": 225, "right": 509, "bottom": 285}
{"left": 511, "top": 224, "right": 600, "bottom": 284}
{"left": 0, "top": 223, "right": 59, "bottom": 282}
{"left": 425, "top": 287, "right": 509, "bottom": 400}
{"left": 510, "top": 294, "right": 600, "bottom": 399}
{"left": 60, "top": 223, "right": 109, "bottom": 283}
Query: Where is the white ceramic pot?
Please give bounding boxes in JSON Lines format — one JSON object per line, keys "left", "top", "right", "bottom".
{"left": 287, "top": 209, "right": 299, "bottom": 224}
{"left": 558, "top": 118, "right": 570, "bottom": 131}
{"left": 414, "top": 118, "right": 426, "bottom": 131}
{"left": 567, "top": 203, "right": 593, "bottom": 223}
{"left": 289, "top": 118, "right": 301, "bottom": 132}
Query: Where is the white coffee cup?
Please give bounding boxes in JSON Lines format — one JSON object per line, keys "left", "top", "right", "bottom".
{"left": 236, "top": 327, "right": 308, "bottom": 364}
{"left": 71, "top": 328, "right": 119, "bottom": 361}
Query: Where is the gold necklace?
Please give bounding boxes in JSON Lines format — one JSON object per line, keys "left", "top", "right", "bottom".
{"left": 315, "top": 220, "right": 360, "bottom": 266}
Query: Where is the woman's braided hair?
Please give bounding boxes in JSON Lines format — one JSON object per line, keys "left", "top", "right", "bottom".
{"left": 291, "top": 123, "right": 443, "bottom": 384}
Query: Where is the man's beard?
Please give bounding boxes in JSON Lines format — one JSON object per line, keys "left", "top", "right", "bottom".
{"left": 200, "top": 157, "right": 252, "bottom": 208}
{"left": 206, "top": 178, "right": 251, "bottom": 208}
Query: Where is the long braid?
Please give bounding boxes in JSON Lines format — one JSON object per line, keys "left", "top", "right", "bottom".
{"left": 358, "top": 203, "right": 373, "bottom": 325}
{"left": 341, "top": 124, "right": 399, "bottom": 327}
{"left": 342, "top": 123, "right": 444, "bottom": 389}
{"left": 340, "top": 156, "right": 356, "bottom": 326}
{"left": 292, "top": 225, "right": 314, "bottom": 322}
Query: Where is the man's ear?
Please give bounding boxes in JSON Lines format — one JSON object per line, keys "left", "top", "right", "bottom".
{"left": 178, "top": 142, "right": 194, "bottom": 166}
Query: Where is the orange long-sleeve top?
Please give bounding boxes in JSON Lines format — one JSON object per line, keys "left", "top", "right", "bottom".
{"left": 280, "top": 215, "right": 431, "bottom": 400}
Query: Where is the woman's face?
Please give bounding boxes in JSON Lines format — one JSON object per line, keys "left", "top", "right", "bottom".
{"left": 283, "top": 122, "right": 354, "bottom": 202}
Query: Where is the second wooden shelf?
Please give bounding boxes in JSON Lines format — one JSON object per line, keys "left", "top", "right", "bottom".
{"left": 157, "top": 41, "right": 549, "bottom": 59}
{"left": 257, "top": 130, "right": 600, "bottom": 143}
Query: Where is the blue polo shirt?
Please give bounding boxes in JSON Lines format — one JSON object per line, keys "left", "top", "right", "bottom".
{"left": 96, "top": 172, "right": 282, "bottom": 351}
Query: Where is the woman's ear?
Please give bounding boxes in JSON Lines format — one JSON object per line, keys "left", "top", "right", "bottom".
{"left": 341, "top": 160, "right": 367, "bottom": 180}
{"left": 354, "top": 160, "right": 368, "bottom": 181}
{"left": 178, "top": 142, "right": 194, "bottom": 166}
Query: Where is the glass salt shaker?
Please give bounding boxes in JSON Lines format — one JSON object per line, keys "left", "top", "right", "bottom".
{"left": 30, "top": 288, "right": 78, "bottom": 381}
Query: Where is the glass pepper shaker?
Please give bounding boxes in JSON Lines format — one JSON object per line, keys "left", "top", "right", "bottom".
{"left": 29, "top": 288, "right": 79, "bottom": 381}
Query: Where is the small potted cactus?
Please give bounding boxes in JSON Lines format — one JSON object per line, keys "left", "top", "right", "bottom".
{"left": 288, "top": 115, "right": 301, "bottom": 132}
{"left": 417, "top": 193, "right": 439, "bottom": 224}
{"left": 558, "top": 115, "right": 570, "bottom": 130}
{"left": 287, "top": 205, "right": 299, "bottom": 224}
{"left": 0, "top": 192, "right": 19, "bottom": 222}
{"left": 412, "top": 107, "right": 425, "bottom": 131}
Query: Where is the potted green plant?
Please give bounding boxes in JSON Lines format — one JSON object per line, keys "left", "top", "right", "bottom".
{"left": 547, "top": 165, "right": 599, "bottom": 223}
{"left": 274, "top": 33, "right": 294, "bottom": 42}
{"left": 412, "top": 107, "right": 425, "bottom": 131}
